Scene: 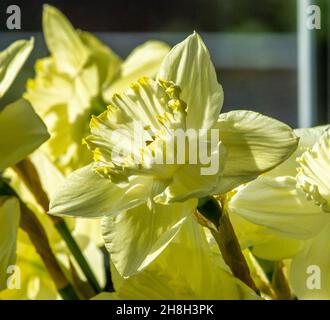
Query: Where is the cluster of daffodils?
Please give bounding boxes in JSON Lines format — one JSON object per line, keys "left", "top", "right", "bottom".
{"left": 1, "top": 4, "right": 330, "bottom": 300}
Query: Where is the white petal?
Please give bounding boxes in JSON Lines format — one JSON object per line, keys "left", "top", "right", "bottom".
{"left": 43, "top": 5, "right": 89, "bottom": 76}
{"left": 0, "top": 38, "right": 33, "bottom": 98}
{"left": 214, "top": 110, "right": 298, "bottom": 194}
{"left": 158, "top": 32, "right": 223, "bottom": 129}
{"left": 101, "top": 199, "right": 197, "bottom": 277}
{"left": 49, "top": 164, "right": 152, "bottom": 218}
{"left": 228, "top": 176, "right": 330, "bottom": 239}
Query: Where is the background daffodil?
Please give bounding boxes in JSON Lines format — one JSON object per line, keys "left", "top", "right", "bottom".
{"left": 25, "top": 5, "right": 170, "bottom": 174}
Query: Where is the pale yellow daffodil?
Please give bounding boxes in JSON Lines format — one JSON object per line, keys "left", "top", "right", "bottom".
{"left": 223, "top": 126, "right": 330, "bottom": 299}
{"left": 25, "top": 5, "right": 170, "bottom": 174}
{"left": 49, "top": 32, "right": 297, "bottom": 278}
{"left": 287, "top": 127, "right": 330, "bottom": 299}
{"left": 226, "top": 127, "right": 330, "bottom": 254}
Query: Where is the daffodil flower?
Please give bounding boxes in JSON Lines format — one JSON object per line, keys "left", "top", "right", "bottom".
{"left": 25, "top": 5, "right": 170, "bottom": 173}
{"left": 288, "top": 127, "right": 330, "bottom": 299}
{"left": 226, "top": 126, "right": 330, "bottom": 260}
{"left": 49, "top": 32, "right": 298, "bottom": 277}
{"left": 0, "top": 39, "right": 49, "bottom": 291}
{"left": 224, "top": 126, "right": 330, "bottom": 299}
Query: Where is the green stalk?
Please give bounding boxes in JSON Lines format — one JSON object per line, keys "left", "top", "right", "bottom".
{"left": 58, "top": 284, "right": 81, "bottom": 300}
{"left": 55, "top": 219, "right": 102, "bottom": 293}
{"left": 13, "top": 158, "right": 101, "bottom": 294}
{"left": 197, "top": 196, "right": 259, "bottom": 294}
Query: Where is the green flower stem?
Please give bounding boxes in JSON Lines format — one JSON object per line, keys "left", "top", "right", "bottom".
{"left": 58, "top": 284, "right": 81, "bottom": 300}
{"left": 197, "top": 196, "right": 259, "bottom": 294}
{"left": 55, "top": 219, "right": 102, "bottom": 293}
{"left": 13, "top": 158, "right": 101, "bottom": 294}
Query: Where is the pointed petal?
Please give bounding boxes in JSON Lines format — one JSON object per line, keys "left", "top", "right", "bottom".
{"left": 101, "top": 199, "right": 197, "bottom": 277}
{"left": 43, "top": 5, "right": 89, "bottom": 76}
{"left": 215, "top": 110, "right": 298, "bottom": 194}
{"left": 0, "top": 99, "right": 49, "bottom": 170}
{"left": 158, "top": 32, "right": 223, "bottom": 129}
{"left": 49, "top": 164, "right": 152, "bottom": 218}
{"left": 0, "top": 38, "right": 33, "bottom": 98}
{"left": 228, "top": 176, "right": 330, "bottom": 239}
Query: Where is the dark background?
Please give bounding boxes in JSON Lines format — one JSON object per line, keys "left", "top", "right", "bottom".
{"left": 0, "top": 0, "right": 297, "bottom": 32}
{"left": 0, "top": 0, "right": 329, "bottom": 128}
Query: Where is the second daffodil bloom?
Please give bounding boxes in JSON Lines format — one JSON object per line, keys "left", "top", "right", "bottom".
{"left": 226, "top": 126, "right": 330, "bottom": 259}
{"left": 49, "top": 32, "right": 298, "bottom": 277}
{"left": 225, "top": 126, "right": 330, "bottom": 299}
{"left": 289, "top": 127, "right": 330, "bottom": 299}
{"left": 0, "top": 39, "right": 49, "bottom": 290}
{"left": 25, "top": 5, "right": 170, "bottom": 174}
